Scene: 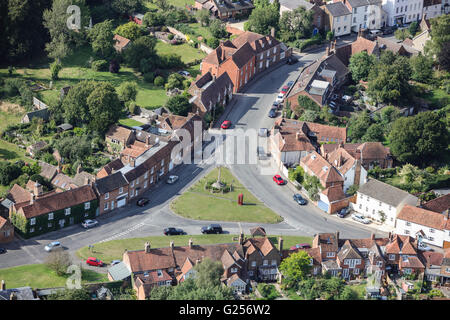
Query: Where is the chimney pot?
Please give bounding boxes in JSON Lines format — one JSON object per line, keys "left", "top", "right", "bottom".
{"left": 278, "top": 237, "right": 283, "bottom": 252}
{"left": 170, "top": 241, "right": 174, "bottom": 249}
{"left": 1, "top": 280, "right": 5, "bottom": 291}
{"left": 145, "top": 242, "right": 151, "bottom": 253}
{"left": 239, "top": 232, "right": 244, "bottom": 245}
{"left": 189, "top": 238, "right": 193, "bottom": 248}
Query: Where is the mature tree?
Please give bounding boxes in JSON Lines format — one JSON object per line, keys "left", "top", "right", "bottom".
{"left": 409, "top": 21, "right": 418, "bottom": 36}
{"left": 425, "top": 14, "right": 450, "bottom": 70}
{"left": 289, "top": 166, "right": 305, "bottom": 184}
{"left": 89, "top": 19, "right": 115, "bottom": 58}
{"left": 193, "top": 258, "right": 224, "bottom": 288}
{"left": 245, "top": 6, "right": 279, "bottom": 35}
{"left": 154, "top": 0, "right": 170, "bottom": 11}
{"left": 165, "top": 73, "right": 184, "bottom": 91}
{"left": 196, "top": 9, "right": 210, "bottom": 27}
{"left": 378, "top": 50, "right": 396, "bottom": 65}
{"left": 362, "top": 123, "right": 384, "bottom": 142}
{"left": 114, "top": 21, "right": 143, "bottom": 41}
{"left": 165, "top": 95, "right": 191, "bottom": 116}
{"left": 394, "top": 28, "right": 410, "bottom": 41}
{"left": 410, "top": 53, "right": 433, "bottom": 83}
{"left": 346, "top": 184, "right": 359, "bottom": 196}
{"left": 111, "top": 0, "right": 143, "bottom": 15}
{"left": 279, "top": 6, "right": 312, "bottom": 42}
{"left": 45, "top": 251, "right": 72, "bottom": 276}
{"left": 62, "top": 81, "right": 96, "bottom": 126}
{"left": 117, "top": 81, "right": 138, "bottom": 103}
{"left": 389, "top": 111, "right": 449, "bottom": 166}
{"left": 279, "top": 250, "right": 312, "bottom": 288}
{"left": 123, "top": 35, "right": 157, "bottom": 69}
{"left": 367, "top": 55, "right": 412, "bottom": 104}
{"left": 50, "top": 60, "right": 63, "bottom": 80}
{"left": 47, "top": 288, "right": 91, "bottom": 300}
{"left": 86, "top": 82, "right": 122, "bottom": 133}
{"left": 348, "top": 51, "right": 376, "bottom": 82}
{"left": 302, "top": 109, "right": 319, "bottom": 122}
{"left": 347, "top": 111, "right": 372, "bottom": 142}
{"left": 43, "top": 0, "right": 90, "bottom": 61}
{"left": 0, "top": 162, "right": 22, "bottom": 186}
{"left": 142, "top": 11, "right": 165, "bottom": 28}
{"left": 303, "top": 174, "right": 323, "bottom": 200}
{"left": 209, "top": 19, "right": 227, "bottom": 39}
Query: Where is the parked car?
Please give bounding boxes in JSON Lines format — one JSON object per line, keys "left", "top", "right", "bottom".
{"left": 286, "top": 56, "right": 298, "bottom": 65}
{"left": 351, "top": 213, "right": 371, "bottom": 224}
{"left": 81, "top": 219, "right": 98, "bottom": 229}
{"left": 0, "top": 248, "right": 6, "bottom": 254}
{"left": 273, "top": 174, "right": 286, "bottom": 185}
{"left": 275, "top": 94, "right": 284, "bottom": 103}
{"left": 383, "top": 27, "right": 395, "bottom": 35}
{"left": 290, "top": 243, "right": 311, "bottom": 250}
{"left": 337, "top": 207, "right": 350, "bottom": 218}
{"left": 287, "top": 80, "right": 295, "bottom": 87}
{"left": 418, "top": 243, "right": 433, "bottom": 252}
{"left": 201, "top": 224, "right": 223, "bottom": 234}
{"left": 111, "top": 260, "right": 121, "bottom": 266}
{"left": 178, "top": 70, "right": 190, "bottom": 77}
{"left": 268, "top": 108, "right": 277, "bottom": 118}
{"left": 272, "top": 101, "right": 281, "bottom": 109}
{"left": 258, "top": 128, "right": 268, "bottom": 137}
{"left": 166, "top": 175, "right": 179, "bottom": 184}
{"left": 293, "top": 194, "right": 307, "bottom": 205}
{"left": 137, "top": 197, "right": 150, "bottom": 207}
{"left": 86, "top": 257, "right": 104, "bottom": 267}
{"left": 221, "top": 120, "right": 231, "bottom": 129}
{"left": 280, "top": 85, "right": 290, "bottom": 95}
{"left": 164, "top": 227, "right": 185, "bottom": 236}
{"left": 45, "top": 241, "right": 62, "bottom": 252}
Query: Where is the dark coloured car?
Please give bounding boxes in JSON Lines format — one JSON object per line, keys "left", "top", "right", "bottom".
{"left": 287, "top": 56, "right": 298, "bottom": 65}
{"left": 272, "top": 101, "right": 281, "bottom": 109}
{"left": 0, "top": 248, "right": 6, "bottom": 254}
{"left": 268, "top": 108, "right": 277, "bottom": 118}
{"left": 137, "top": 197, "right": 150, "bottom": 207}
{"left": 164, "top": 227, "right": 185, "bottom": 236}
{"left": 293, "top": 194, "right": 307, "bottom": 205}
{"left": 383, "top": 27, "right": 395, "bottom": 35}
{"left": 337, "top": 207, "right": 350, "bottom": 218}
{"left": 201, "top": 224, "right": 223, "bottom": 234}
{"left": 287, "top": 80, "right": 295, "bottom": 87}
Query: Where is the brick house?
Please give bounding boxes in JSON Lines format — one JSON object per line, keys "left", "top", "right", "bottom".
{"left": 0, "top": 217, "right": 14, "bottom": 243}
{"left": 96, "top": 159, "right": 124, "bottom": 179}
{"left": 422, "top": 251, "right": 444, "bottom": 283}
{"left": 334, "top": 35, "right": 379, "bottom": 66}
{"left": 201, "top": 31, "right": 291, "bottom": 93}
{"left": 195, "top": 0, "right": 255, "bottom": 20}
{"left": 94, "top": 172, "right": 129, "bottom": 215}
{"left": 129, "top": 13, "right": 144, "bottom": 24}
{"left": 188, "top": 71, "right": 234, "bottom": 118}
{"left": 105, "top": 125, "right": 135, "bottom": 154}
{"left": 384, "top": 234, "right": 425, "bottom": 275}
{"left": 441, "top": 249, "right": 450, "bottom": 286}
{"left": 9, "top": 185, "right": 98, "bottom": 238}
{"left": 313, "top": 232, "right": 339, "bottom": 262}
{"left": 243, "top": 237, "right": 281, "bottom": 281}
{"left": 300, "top": 151, "right": 344, "bottom": 189}
{"left": 337, "top": 240, "right": 365, "bottom": 279}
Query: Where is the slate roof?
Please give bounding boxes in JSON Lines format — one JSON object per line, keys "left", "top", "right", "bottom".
{"left": 22, "top": 108, "right": 50, "bottom": 123}
{"left": 189, "top": 71, "right": 233, "bottom": 113}
{"left": 51, "top": 173, "right": 77, "bottom": 191}
{"left": 357, "top": 179, "right": 418, "bottom": 207}
{"left": 326, "top": 2, "right": 351, "bottom": 16}
{"left": 95, "top": 172, "right": 128, "bottom": 195}
{"left": 72, "top": 171, "right": 95, "bottom": 187}
{"left": 279, "top": 0, "right": 314, "bottom": 10}
{"left": 0, "top": 287, "right": 38, "bottom": 300}
{"left": 213, "top": 0, "right": 254, "bottom": 14}
{"left": 105, "top": 125, "right": 134, "bottom": 143}
{"left": 107, "top": 261, "right": 131, "bottom": 281}
{"left": 97, "top": 159, "right": 124, "bottom": 178}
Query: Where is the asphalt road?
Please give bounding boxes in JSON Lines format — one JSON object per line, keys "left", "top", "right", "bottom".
{"left": 0, "top": 41, "right": 386, "bottom": 269}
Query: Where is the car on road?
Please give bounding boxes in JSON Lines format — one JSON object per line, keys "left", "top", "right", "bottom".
{"left": 273, "top": 174, "right": 286, "bottom": 185}
{"left": 287, "top": 80, "right": 295, "bottom": 87}
{"left": 275, "top": 94, "right": 284, "bottom": 103}
{"left": 166, "top": 175, "right": 179, "bottom": 184}
{"left": 0, "top": 248, "right": 6, "bottom": 254}
{"left": 293, "top": 194, "right": 307, "bottom": 205}
{"left": 280, "top": 85, "right": 289, "bottom": 95}
{"left": 111, "top": 260, "right": 121, "bottom": 266}
{"left": 258, "top": 128, "right": 268, "bottom": 137}
{"left": 164, "top": 227, "right": 185, "bottom": 236}
{"left": 268, "top": 108, "right": 277, "bottom": 118}
{"left": 201, "top": 224, "right": 223, "bottom": 234}
{"left": 45, "top": 241, "right": 62, "bottom": 252}
{"left": 178, "top": 70, "right": 190, "bottom": 77}
{"left": 221, "top": 120, "right": 231, "bottom": 129}
{"left": 290, "top": 243, "right": 311, "bottom": 250}
{"left": 382, "top": 27, "right": 395, "bottom": 35}
{"left": 337, "top": 207, "right": 350, "bottom": 218}
{"left": 137, "top": 197, "right": 150, "bottom": 207}
{"left": 272, "top": 101, "right": 281, "bottom": 109}
{"left": 82, "top": 219, "right": 98, "bottom": 229}
{"left": 286, "top": 56, "right": 298, "bottom": 65}
{"left": 86, "top": 257, "right": 104, "bottom": 267}
{"left": 351, "top": 213, "right": 371, "bottom": 224}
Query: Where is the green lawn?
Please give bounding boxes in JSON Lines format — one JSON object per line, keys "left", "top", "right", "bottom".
{"left": 0, "top": 264, "right": 107, "bottom": 289}
{"left": 118, "top": 118, "right": 145, "bottom": 127}
{"left": 0, "top": 139, "right": 30, "bottom": 162}
{"left": 155, "top": 41, "right": 206, "bottom": 64}
{"left": 187, "top": 22, "right": 214, "bottom": 40}
{"left": 145, "top": 0, "right": 194, "bottom": 9}
{"left": 171, "top": 167, "right": 283, "bottom": 223}
{"left": 0, "top": 110, "right": 23, "bottom": 134}
{"left": 76, "top": 234, "right": 312, "bottom": 264}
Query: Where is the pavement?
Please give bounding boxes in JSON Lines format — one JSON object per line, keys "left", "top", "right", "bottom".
{"left": 0, "top": 39, "right": 388, "bottom": 270}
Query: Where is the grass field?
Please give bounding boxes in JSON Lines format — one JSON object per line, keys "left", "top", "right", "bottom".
{"left": 145, "top": 0, "right": 194, "bottom": 9}
{"left": 0, "top": 139, "right": 29, "bottom": 162}
{"left": 118, "top": 118, "right": 145, "bottom": 127}
{"left": 76, "top": 234, "right": 313, "bottom": 264}
{"left": 170, "top": 167, "right": 283, "bottom": 223}
{"left": 187, "top": 23, "right": 214, "bottom": 40}
{"left": 155, "top": 41, "right": 206, "bottom": 64}
{"left": 0, "top": 264, "right": 108, "bottom": 289}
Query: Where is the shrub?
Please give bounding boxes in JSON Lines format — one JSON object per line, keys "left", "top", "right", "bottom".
{"left": 154, "top": 76, "right": 165, "bottom": 87}
{"left": 128, "top": 102, "right": 139, "bottom": 115}
{"left": 168, "top": 33, "right": 174, "bottom": 40}
{"left": 206, "top": 37, "right": 220, "bottom": 49}
{"left": 45, "top": 251, "right": 72, "bottom": 276}
{"left": 109, "top": 59, "right": 120, "bottom": 73}
{"left": 143, "top": 72, "right": 155, "bottom": 83}
{"left": 50, "top": 60, "right": 62, "bottom": 80}
{"left": 91, "top": 60, "right": 108, "bottom": 71}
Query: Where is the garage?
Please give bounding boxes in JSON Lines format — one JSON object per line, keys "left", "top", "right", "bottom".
{"left": 117, "top": 197, "right": 127, "bottom": 208}
{"left": 317, "top": 200, "right": 329, "bottom": 212}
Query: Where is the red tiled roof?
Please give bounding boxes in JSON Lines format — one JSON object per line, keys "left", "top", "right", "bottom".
{"left": 7, "top": 184, "right": 32, "bottom": 204}
{"left": 106, "top": 125, "right": 133, "bottom": 143}
{"left": 114, "top": 34, "right": 131, "bottom": 49}
{"left": 301, "top": 151, "right": 344, "bottom": 187}
{"left": 400, "top": 256, "right": 425, "bottom": 269}
{"left": 397, "top": 205, "right": 448, "bottom": 231}
{"left": 0, "top": 216, "right": 12, "bottom": 230}
{"left": 385, "top": 234, "right": 418, "bottom": 255}
{"left": 422, "top": 194, "right": 450, "bottom": 214}
{"left": 322, "top": 184, "right": 346, "bottom": 202}
{"left": 421, "top": 251, "right": 443, "bottom": 267}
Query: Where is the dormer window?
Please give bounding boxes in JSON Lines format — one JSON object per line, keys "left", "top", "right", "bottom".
{"left": 157, "top": 269, "right": 163, "bottom": 277}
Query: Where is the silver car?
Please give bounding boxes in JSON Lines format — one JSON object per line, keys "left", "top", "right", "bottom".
{"left": 166, "top": 175, "right": 179, "bottom": 184}
{"left": 45, "top": 241, "right": 62, "bottom": 252}
{"left": 351, "top": 214, "right": 371, "bottom": 224}
{"left": 82, "top": 219, "right": 98, "bottom": 229}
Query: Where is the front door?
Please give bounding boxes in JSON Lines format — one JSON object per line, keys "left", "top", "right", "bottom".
{"left": 59, "top": 219, "right": 65, "bottom": 228}
{"left": 343, "top": 268, "right": 349, "bottom": 279}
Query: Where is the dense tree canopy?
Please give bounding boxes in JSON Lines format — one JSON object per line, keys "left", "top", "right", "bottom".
{"left": 279, "top": 250, "right": 312, "bottom": 288}
{"left": 165, "top": 95, "right": 192, "bottom": 116}
{"left": 278, "top": 6, "right": 312, "bottom": 42}
{"left": 111, "top": 0, "right": 143, "bottom": 15}
{"left": 89, "top": 19, "right": 115, "bottom": 58}
{"left": 114, "top": 21, "right": 143, "bottom": 41}
{"left": 348, "top": 51, "right": 376, "bottom": 82}
{"left": 425, "top": 14, "right": 450, "bottom": 71}
{"left": 244, "top": 2, "right": 279, "bottom": 35}
{"left": 123, "top": 36, "right": 158, "bottom": 69}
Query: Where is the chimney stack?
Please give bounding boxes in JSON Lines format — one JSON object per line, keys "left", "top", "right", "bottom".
{"left": 130, "top": 157, "right": 136, "bottom": 167}
{"left": 278, "top": 237, "right": 283, "bottom": 252}
{"left": 239, "top": 232, "right": 244, "bottom": 245}
{"left": 10, "top": 292, "right": 17, "bottom": 300}
{"left": 77, "top": 164, "right": 82, "bottom": 174}
{"left": 33, "top": 182, "right": 43, "bottom": 197}
{"left": 30, "top": 194, "right": 35, "bottom": 205}
{"left": 57, "top": 163, "right": 62, "bottom": 174}
{"left": 188, "top": 238, "right": 193, "bottom": 248}
{"left": 1, "top": 280, "right": 5, "bottom": 291}
{"left": 145, "top": 242, "right": 151, "bottom": 253}
{"left": 325, "top": 44, "right": 330, "bottom": 56}
{"left": 296, "top": 132, "right": 301, "bottom": 141}
{"left": 336, "top": 231, "right": 339, "bottom": 240}
{"left": 170, "top": 241, "right": 174, "bottom": 249}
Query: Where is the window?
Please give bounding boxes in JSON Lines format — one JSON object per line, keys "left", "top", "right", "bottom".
{"left": 248, "top": 271, "right": 254, "bottom": 276}
{"left": 48, "top": 212, "right": 54, "bottom": 220}
{"left": 266, "top": 51, "right": 269, "bottom": 57}
{"left": 354, "top": 268, "right": 359, "bottom": 274}
{"left": 231, "top": 267, "right": 237, "bottom": 273}
{"left": 119, "top": 187, "right": 123, "bottom": 194}
{"left": 336, "top": 16, "right": 340, "bottom": 23}
{"left": 326, "top": 252, "right": 335, "bottom": 258}
{"left": 271, "top": 260, "right": 277, "bottom": 266}
{"left": 406, "top": 221, "right": 411, "bottom": 226}
{"left": 157, "top": 269, "right": 163, "bottom": 277}
{"left": 104, "top": 202, "right": 109, "bottom": 210}
{"left": 65, "top": 208, "right": 71, "bottom": 215}
{"left": 131, "top": 181, "right": 134, "bottom": 187}
{"left": 161, "top": 159, "right": 164, "bottom": 166}
{"left": 251, "top": 261, "right": 256, "bottom": 267}
{"left": 151, "top": 167, "right": 154, "bottom": 174}
{"left": 150, "top": 176, "right": 154, "bottom": 184}
{"left": 135, "top": 178, "right": 139, "bottom": 185}
{"left": 377, "top": 261, "right": 383, "bottom": 267}
{"left": 30, "top": 218, "right": 36, "bottom": 225}
{"left": 144, "top": 180, "right": 148, "bottom": 188}
{"left": 428, "top": 236, "right": 435, "bottom": 241}
{"left": 389, "top": 254, "right": 395, "bottom": 260}
{"left": 429, "top": 228, "right": 435, "bottom": 233}
{"left": 30, "top": 227, "right": 35, "bottom": 233}
{"left": 84, "top": 202, "right": 90, "bottom": 210}
{"left": 105, "top": 192, "right": 110, "bottom": 199}
{"left": 405, "top": 230, "right": 410, "bottom": 235}
{"left": 144, "top": 171, "right": 148, "bottom": 179}
{"left": 263, "top": 260, "right": 268, "bottom": 266}
{"left": 48, "top": 222, "right": 52, "bottom": 228}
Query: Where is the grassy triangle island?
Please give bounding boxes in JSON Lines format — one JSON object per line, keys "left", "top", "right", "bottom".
{"left": 170, "top": 166, "right": 283, "bottom": 223}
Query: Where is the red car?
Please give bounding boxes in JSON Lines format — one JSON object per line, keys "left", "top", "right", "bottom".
{"left": 86, "top": 257, "right": 104, "bottom": 267}
{"left": 273, "top": 175, "right": 285, "bottom": 185}
{"left": 221, "top": 120, "right": 231, "bottom": 129}
{"left": 280, "top": 85, "right": 289, "bottom": 95}
{"left": 290, "top": 243, "right": 312, "bottom": 250}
